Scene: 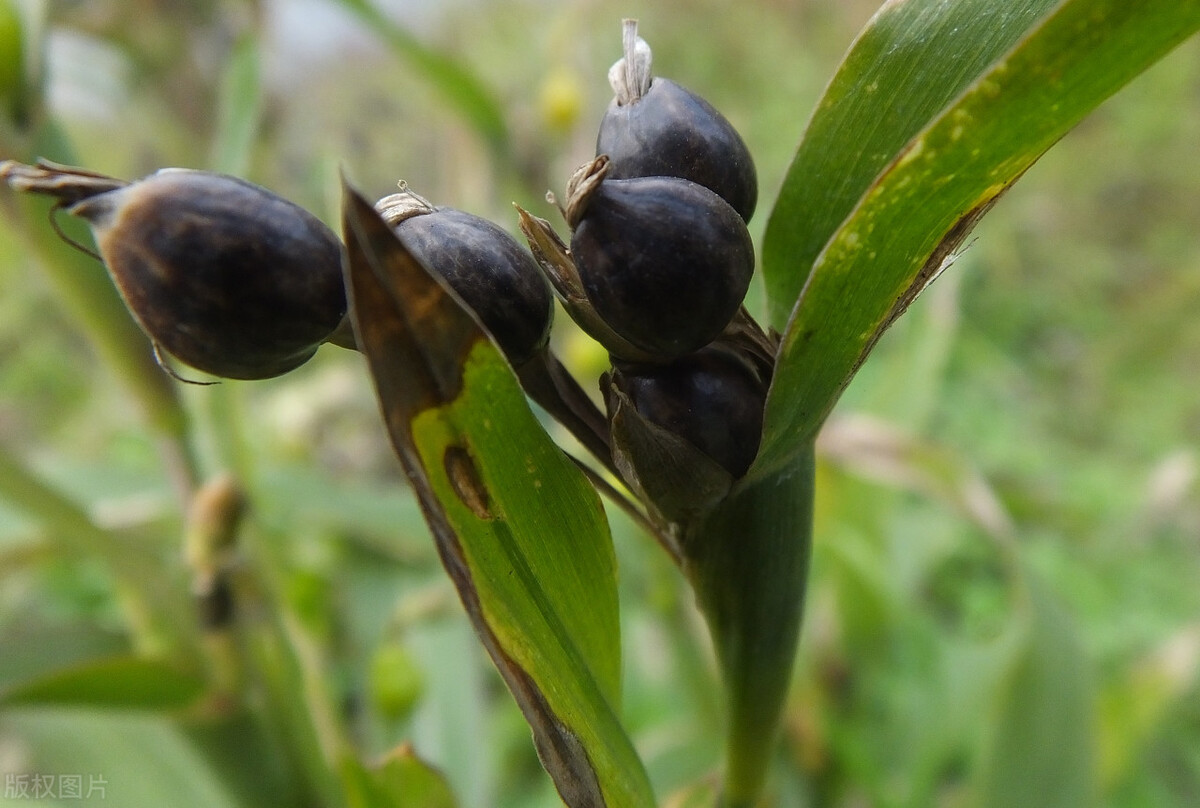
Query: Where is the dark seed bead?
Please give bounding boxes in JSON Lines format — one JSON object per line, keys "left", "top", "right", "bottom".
{"left": 391, "top": 207, "right": 553, "bottom": 368}
{"left": 569, "top": 175, "right": 754, "bottom": 361}
{"left": 611, "top": 345, "right": 766, "bottom": 478}
{"left": 71, "top": 169, "right": 346, "bottom": 380}
{"left": 598, "top": 77, "right": 758, "bottom": 223}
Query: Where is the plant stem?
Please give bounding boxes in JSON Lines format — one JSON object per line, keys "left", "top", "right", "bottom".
{"left": 686, "top": 445, "right": 816, "bottom": 807}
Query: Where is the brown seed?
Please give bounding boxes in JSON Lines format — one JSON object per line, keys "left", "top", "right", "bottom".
{"left": 71, "top": 169, "right": 346, "bottom": 380}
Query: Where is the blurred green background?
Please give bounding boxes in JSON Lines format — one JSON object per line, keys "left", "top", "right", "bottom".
{"left": 0, "top": 1, "right": 1197, "bottom": 806}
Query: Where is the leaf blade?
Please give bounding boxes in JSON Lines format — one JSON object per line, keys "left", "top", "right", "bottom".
{"left": 756, "top": 0, "right": 1200, "bottom": 477}
{"left": 762, "top": 0, "right": 1059, "bottom": 329}
{"left": 341, "top": 184, "right": 654, "bottom": 808}
{"left": 343, "top": 745, "right": 459, "bottom": 808}
{"left": 0, "top": 656, "right": 205, "bottom": 711}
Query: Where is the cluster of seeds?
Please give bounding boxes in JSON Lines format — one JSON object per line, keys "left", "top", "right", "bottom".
{"left": 570, "top": 20, "right": 769, "bottom": 488}
{"left": 0, "top": 19, "right": 772, "bottom": 525}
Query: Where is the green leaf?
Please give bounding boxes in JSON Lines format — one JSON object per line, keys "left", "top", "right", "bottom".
{"left": 761, "top": 0, "right": 1059, "bottom": 330}
{"left": 0, "top": 656, "right": 204, "bottom": 711}
{"left": 341, "top": 182, "right": 654, "bottom": 808}
{"left": 343, "top": 746, "right": 458, "bottom": 808}
{"left": 686, "top": 446, "right": 815, "bottom": 808}
{"left": 0, "top": 708, "right": 241, "bottom": 808}
{"left": 0, "top": 619, "right": 128, "bottom": 692}
{"left": 182, "top": 709, "right": 317, "bottom": 808}
{"left": 973, "top": 572, "right": 1097, "bottom": 808}
{"left": 0, "top": 0, "right": 25, "bottom": 122}
{"left": 332, "top": 0, "right": 509, "bottom": 155}
{"left": 756, "top": 0, "right": 1200, "bottom": 477}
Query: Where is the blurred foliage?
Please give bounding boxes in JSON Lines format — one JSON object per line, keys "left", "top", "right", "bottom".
{"left": 0, "top": 1, "right": 1196, "bottom": 807}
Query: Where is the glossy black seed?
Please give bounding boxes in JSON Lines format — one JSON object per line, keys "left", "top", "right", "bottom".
{"left": 71, "top": 170, "right": 346, "bottom": 380}
{"left": 598, "top": 78, "right": 758, "bottom": 223}
{"left": 570, "top": 175, "right": 754, "bottom": 361}
{"left": 393, "top": 208, "right": 553, "bottom": 367}
{"left": 611, "top": 345, "right": 766, "bottom": 478}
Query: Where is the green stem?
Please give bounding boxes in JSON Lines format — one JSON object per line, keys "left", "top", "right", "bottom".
{"left": 236, "top": 531, "right": 350, "bottom": 808}
{"left": 686, "top": 444, "right": 816, "bottom": 807}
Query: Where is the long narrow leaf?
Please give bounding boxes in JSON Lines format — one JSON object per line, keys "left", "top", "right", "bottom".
{"left": 341, "top": 183, "right": 654, "bottom": 808}
{"left": 0, "top": 657, "right": 204, "bottom": 711}
{"left": 761, "top": 0, "right": 1059, "bottom": 329}
{"left": 756, "top": 0, "right": 1200, "bottom": 478}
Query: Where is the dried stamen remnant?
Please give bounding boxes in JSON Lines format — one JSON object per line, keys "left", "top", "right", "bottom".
{"left": 597, "top": 19, "right": 759, "bottom": 222}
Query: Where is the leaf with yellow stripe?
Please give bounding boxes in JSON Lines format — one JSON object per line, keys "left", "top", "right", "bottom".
{"left": 341, "top": 183, "right": 653, "bottom": 808}
{"left": 757, "top": 0, "right": 1200, "bottom": 478}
